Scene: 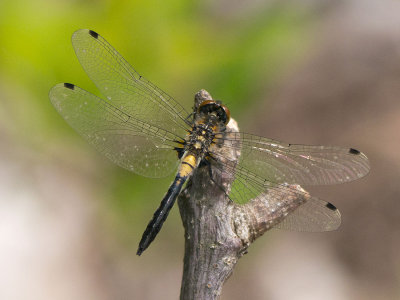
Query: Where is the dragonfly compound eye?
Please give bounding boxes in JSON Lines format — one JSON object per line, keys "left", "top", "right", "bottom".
{"left": 220, "top": 104, "right": 230, "bottom": 124}
{"left": 198, "top": 100, "right": 230, "bottom": 124}
{"left": 198, "top": 100, "right": 217, "bottom": 113}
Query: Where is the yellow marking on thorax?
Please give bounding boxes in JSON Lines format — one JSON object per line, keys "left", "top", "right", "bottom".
{"left": 178, "top": 154, "right": 197, "bottom": 178}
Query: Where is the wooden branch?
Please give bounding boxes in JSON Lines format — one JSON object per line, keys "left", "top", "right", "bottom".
{"left": 177, "top": 90, "right": 309, "bottom": 300}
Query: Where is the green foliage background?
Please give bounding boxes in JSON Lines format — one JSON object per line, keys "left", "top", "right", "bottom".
{"left": 4, "top": 1, "right": 398, "bottom": 300}
{"left": 0, "top": 0, "right": 312, "bottom": 248}
{"left": 0, "top": 1, "right": 330, "bottom": 299}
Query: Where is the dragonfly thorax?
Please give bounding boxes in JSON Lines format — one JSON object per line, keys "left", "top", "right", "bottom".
{"left": 185, "top": 123, "right": 215, "bottom": 155}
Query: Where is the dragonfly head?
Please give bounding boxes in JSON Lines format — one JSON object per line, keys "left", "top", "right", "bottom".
{"left": 198, "top": 100, "right": 230, "bottom": 125}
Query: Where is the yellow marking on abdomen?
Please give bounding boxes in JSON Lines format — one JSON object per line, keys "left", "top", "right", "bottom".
{"left": 178, "top": 154, "right": 197, "bottom": 178}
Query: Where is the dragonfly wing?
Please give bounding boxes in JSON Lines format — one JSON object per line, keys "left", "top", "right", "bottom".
{"left": 219, "top": 132, "right": 370, "bottom": 186}
{"left": 210, "top": 151, "right": 341, "bottom": 231}
{"left": 50, "top": 83, "right": 180, "bottom": 178}
{"left": 71, "top": 29, "right": 191, "bottom": 139}
{"left": 208, "top": 130, "right": 361, "bottom": 231}
{"left": 209, "top": 150, "right": 309, "bottom": 205}
{"left": 274, "top": 197, "right": 341, "bottom": 231}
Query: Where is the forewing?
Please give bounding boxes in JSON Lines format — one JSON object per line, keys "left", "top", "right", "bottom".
{"left": 71, "top": 29, "right": 190, "bottom": 138}
{"left": 208, "top": 131, "right": 362, "bottom": 231}
{"left": 220, "top": 132, "right": 370, "bottom": 186}
{"left": 49, "top": 83, "right": 180, "bottom": 178}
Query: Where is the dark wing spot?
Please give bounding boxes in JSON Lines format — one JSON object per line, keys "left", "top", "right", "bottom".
{"left": 64, "top": 83, "right": 75, "bottom": 90}
{"left": 349, "top": 148, "right": 360, "bottom": 155}
{"left": 89, "top": 30, "right": 99, "bottom": 39}
{"left": 326, "top": 202, "right": 337, "bottom": 211}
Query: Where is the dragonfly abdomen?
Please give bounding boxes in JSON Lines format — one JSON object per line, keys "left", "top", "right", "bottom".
{"left": 178, "top": 153, "right": 198, "bottom": 177}
{"left": 137, "top": 175, "right": 186, "bottom": 255}
{"left": 136, "top": 153, "right": 198, "bottom": 255}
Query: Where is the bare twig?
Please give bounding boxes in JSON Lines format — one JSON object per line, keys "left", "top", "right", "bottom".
{"left": 177, "top": 90, "right": 308, "bottom": 300}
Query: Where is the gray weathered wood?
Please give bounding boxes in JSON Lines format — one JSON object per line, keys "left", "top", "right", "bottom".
{"left": 177, "top": 90, "right": 308, "bottom": 300}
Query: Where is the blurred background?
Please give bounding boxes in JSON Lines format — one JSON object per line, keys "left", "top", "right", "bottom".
{"left": 0, "top": 0, "right": 399, "bottom": 299}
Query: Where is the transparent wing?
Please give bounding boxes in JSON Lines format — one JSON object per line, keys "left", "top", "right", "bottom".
{"left": 274, "top": 197, "right": 341, "bottom": 231}
{"left": 209, "top": 150, "right": 308, "bottom": 204}
{"left": 210, "top": 154, "right": 341, "bottom": 231}
{"left": 49, "top": 83, "right": 181, "bottom": 178}
{"left": 207, "top": 130, "right": 368, "bottom": 231}
{"left": 218, "top": 132, "right": 370, "bottom": 186}
{"left": 71, "top": 29, "right": 191, "bottom": 138}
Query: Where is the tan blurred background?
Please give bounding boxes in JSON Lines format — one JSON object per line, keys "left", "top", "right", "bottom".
{"left": 0, "top": 0, "right": 399, "bottom": 299}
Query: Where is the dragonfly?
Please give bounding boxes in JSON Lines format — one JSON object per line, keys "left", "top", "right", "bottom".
{"left": 49, "top": 29, "right": 370, "bottom": 256}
